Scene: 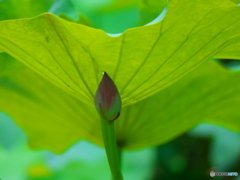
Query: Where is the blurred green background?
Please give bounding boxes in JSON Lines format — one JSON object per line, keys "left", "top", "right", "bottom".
{"left": 1, "top": 110, "right": 240, "bottom": 180}
{"left": 0, "top": 0, "right": 240, "bottom": 179}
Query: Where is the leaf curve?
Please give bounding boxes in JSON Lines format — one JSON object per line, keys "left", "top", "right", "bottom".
{"left": 0, "top": 0, "right": 240, "bottom": 107}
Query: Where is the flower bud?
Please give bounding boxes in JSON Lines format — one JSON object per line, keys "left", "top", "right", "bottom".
{"left": 94, "top": 72, "right": 122, "bottom": 121}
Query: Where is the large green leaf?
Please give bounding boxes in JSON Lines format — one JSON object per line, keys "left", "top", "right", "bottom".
{"left": 1, "top": 53, "right": 240, "bottom": 152}
{"left": 0, "top": 53, "right": 25, "bottom": 76}
{"left": 115, "top": 60, "right": 240, "bottom": 149}
{"left": 0, "top": 0, "right": 240, "bottom": 107}
{"left": 0, "top": 54, "right": 102, "bottom": 152}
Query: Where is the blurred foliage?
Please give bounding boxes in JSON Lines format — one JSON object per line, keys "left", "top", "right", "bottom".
{"left": 0, "top": 0, "right": 54, "bottom": 20}
{"left": 152, "top": 135, "right": 211, "bottom": 180}
{"left": 0, "top": 112, "right": 156, "bottom": 180}
{"left": 48, "top": 0, "right": 78, "bottom": 20}
{"left": 0, "top": 112, "right": 239, "bottom": 179}
{"left": 190, "top": 124, "right": 240, "bottom": 173}
{"left": 216, "top": 59, "right": 240, "bottom": 71}
{"left": 49, "top": 0, "right": 167, "bottom": 33}
{"left": 138, "top": 0, "right": 167, "bottom": 25}
{"left": 151, "top": 123, "right": 240, "bottom": 180}
{"left": 71, "top": 0, "right": 139, "bottom": 33}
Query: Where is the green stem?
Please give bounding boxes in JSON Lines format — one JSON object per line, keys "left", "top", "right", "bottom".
{"left": 118, "top": 147, "right": 122, "bottom": 168}
{"left": 100, "top": 118, "right": 124, "bottom": 180}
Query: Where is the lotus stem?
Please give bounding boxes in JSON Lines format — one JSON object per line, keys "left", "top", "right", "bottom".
{"left": 100, "top": 117, "right": 123, "bottom": 180}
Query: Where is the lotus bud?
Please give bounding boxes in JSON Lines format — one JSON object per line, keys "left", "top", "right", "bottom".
{"left": 94, "top": 72, "right": 122, "bottom": 121}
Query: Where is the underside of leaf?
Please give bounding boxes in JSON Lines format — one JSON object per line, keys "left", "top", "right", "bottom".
{"left": 0, "top": 0, "right": 239, "bottom": 107}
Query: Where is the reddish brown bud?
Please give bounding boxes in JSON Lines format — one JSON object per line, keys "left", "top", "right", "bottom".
{"left": 94, "top": 72, "right": 122, "bottom": 121}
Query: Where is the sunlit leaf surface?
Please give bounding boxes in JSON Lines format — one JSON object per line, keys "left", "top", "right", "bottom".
{"left": 0, "top": 0, "right": 240, "bottom": 107}
{"left": 116, "top": 61, "right": 240, "bottom": 149}
{"left": 1, "top": 53, "right": 240, "bottom": 152}
{"left": 0, "top": 54, "right": 101, "bottom": 152}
